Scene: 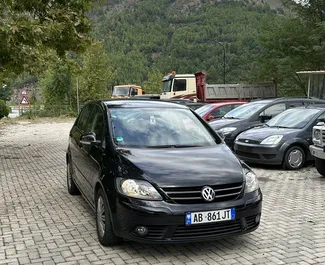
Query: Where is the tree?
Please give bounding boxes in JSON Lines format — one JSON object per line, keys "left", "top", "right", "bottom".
{"left": 142, "top": 69, "right": 163, "bottom": 94}
{"left": 0, "top": 100, "right": 10, "bottom": 119}
{"left": 0, "top": 0, "right": 95, "bottom": 78}
{"left": 78, "top": 42, "right": 116, "bottom": 103}
{"left": 38, "top": 59, "right": 73, "bottom": 108}
{"left": 258, "top": 0, "right": 325, "bottom": 95}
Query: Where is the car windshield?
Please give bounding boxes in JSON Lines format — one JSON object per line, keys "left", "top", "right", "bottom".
{"left": 266, "top": 108, "right": 321, "bottom": 129}
{"left": 223, "top": 102, "right": 266, "bottom": 119}
{"left": 109, "top": 108, "right": 219, "bottom": 148}
{"left": 195, "top": 104, "right": 215, "bottom": 116}
{"left": 112, "top": 87, "right": 130, "bottom": 96}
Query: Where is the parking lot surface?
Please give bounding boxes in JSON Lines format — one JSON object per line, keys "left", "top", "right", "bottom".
{"left": 1, "top": 121, "right": 325, "bottom": 265}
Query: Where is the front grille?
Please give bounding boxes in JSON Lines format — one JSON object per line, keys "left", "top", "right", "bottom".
{"left": 237, "top": 139, "right": 260, "bottom": 144}
{"left": 236, "top": 150, "right": 260, "bottom": 159}
{"left": 172, "top": 216, "right": 258, "bottom": 239}
{"left": 322, "top": 129, "right": 325, "bottom": 144}
{"left": 173, "top": 221, "right": 241, "bottom": 239}
{"left": 161, "top": 182, "right": 243, "bottom": 204}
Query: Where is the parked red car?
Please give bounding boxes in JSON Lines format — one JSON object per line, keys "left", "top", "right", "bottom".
{"left": 195, "top": 101, "right": 247, "bottom": 122}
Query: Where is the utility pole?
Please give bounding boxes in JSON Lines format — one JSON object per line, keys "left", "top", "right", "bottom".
{"left": 216, "top": 41, "right": 226, "bottom": 84}
{"left": 76, "top": 77, "right": 80, "bottom": 114}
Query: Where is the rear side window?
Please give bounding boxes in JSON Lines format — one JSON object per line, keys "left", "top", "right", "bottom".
{"left": 288, "top": 102, "right": 305, "bottom": 108}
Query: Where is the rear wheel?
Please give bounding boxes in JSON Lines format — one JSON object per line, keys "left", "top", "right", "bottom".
{"left": 283, "top": 146, "right": 305, "bottom": 170}
{"left": 96, "top": 189, "right": 122, "bottom": 246}
{"left": 67, "top": 160, "right": 80, "bottom": 195}
{"left": 315, "top": 157, "right": 325, "bottom": 177}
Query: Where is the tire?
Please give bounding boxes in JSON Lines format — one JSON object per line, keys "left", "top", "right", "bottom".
{"left": 67, "top": 160, "right": 80, "bottom": 195}
{"left": 315, "top": 157, "right": 325, "bottom": 177}
{"left": 283, "top": 146, "right": 306, "bottom": 170}
{"left": 96, "top": 189, "right": 122, "bottom": 246}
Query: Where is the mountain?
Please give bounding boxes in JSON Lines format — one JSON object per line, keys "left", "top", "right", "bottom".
{"left": 91, "top": 0, "right": 282, "bottom": 88}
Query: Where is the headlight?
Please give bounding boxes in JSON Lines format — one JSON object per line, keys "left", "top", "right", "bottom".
{"left": 117, "top": 178, "right": 162, "bottom": 200}
{"left": 260, "top": 135, "right": 283, "bottom": 145}
{"left": 218, "top": 127, "right": 237, "bottom": 135}
{"left": 244, "top": 170, "right": 259, "bottom": 193}
{"left": 314, "top": 129, "right": 321, "bottom": 140}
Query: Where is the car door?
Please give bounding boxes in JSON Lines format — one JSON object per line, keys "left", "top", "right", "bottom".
{"left": 70, "top": 104, "right": 94, "bottom": 192}
{"left": 80, "top": 104, "right": 106, "bottom": 206}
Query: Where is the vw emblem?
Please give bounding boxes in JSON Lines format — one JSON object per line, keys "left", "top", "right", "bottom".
{"left": 245, "top": 140, "right": 249, "bottom": 143}
{"left": 202, "top": 186, "right": 215, "bottom": 202}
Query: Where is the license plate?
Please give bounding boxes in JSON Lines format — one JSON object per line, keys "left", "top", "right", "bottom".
{"left": 185, "top": 208, "right": 236, "bottom": 225}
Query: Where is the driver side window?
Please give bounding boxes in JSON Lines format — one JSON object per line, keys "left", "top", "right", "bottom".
{"left": 76, "top": 104, "right": 94, "bottom": 133}
{"left": 260, "top": 103, "right": 286, "bottom": 118}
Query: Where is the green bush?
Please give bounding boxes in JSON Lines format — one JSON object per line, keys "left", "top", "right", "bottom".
{"left": 0, "top": 100, "right": 10, "bottom": 119}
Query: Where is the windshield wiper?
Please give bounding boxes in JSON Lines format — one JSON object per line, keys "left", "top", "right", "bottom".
{"left": 146, "top": 145, "right": 203, "bottom": 148}
{"left": 224, "top": 116, "right": 240, "bottom": 120}
{"left": 270, "top": 126, "right": 290, "bottom": 129}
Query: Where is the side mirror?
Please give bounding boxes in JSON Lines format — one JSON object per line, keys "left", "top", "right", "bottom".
{"left": 260, "top": 115, "right": 272, "bottom": 123}
{"left": 207, "top": 115, "right": 215, "bottom": 121}
{"left": 80, "top": 133, "right": 100, "bottom": 146}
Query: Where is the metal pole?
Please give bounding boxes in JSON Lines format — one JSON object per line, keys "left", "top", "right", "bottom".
{"left": 216, "top": 41, "right": 226, "bottom": 84}
{"left": 307, "top": 75, "right": 311, "bottom": 97}
{"left": 76, "top": 77, "right": 80, "bottom": 114}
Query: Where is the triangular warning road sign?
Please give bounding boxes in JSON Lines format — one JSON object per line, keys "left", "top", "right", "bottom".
{"left": 20, "top": 96, "right": 30, "bottom": 105}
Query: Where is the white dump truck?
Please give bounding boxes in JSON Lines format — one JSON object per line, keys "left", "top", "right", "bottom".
{"left": 310, "top": 121, "right": 325, "bottom": 176}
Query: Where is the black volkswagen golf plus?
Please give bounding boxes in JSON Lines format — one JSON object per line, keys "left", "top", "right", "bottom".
{"left": 66, "top": 100, "right": 262, "bottom": 246}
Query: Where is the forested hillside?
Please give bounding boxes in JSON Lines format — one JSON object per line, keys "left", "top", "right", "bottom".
{"left": 91, "top": 0, "right": 281, "bottom": 88}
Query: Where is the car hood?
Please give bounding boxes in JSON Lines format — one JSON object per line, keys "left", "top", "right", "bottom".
{"left": 237, "top": 127, "right": 299, "bottom": 142}
{"left": 116, "top": 144, "right": 244, "bottom": 187}
{"left": 209, "top": 118, "right": 243, "bottom": 130}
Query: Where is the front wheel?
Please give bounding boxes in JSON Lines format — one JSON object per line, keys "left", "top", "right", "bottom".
{"left": 283, "top": 146, "right": 305, "bottom": 170}
{"left": 315, "top": 157, "right": 325, "bottom": 177}
{"left": 96, "top": 189, "right": 122, "bottom": 246}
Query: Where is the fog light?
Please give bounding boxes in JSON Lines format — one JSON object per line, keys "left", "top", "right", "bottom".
{"left": 255, "top": 214, "right": 261, "bottom": 223}
{"left": 135, "top": 226, "right": 148, "bottom": 236}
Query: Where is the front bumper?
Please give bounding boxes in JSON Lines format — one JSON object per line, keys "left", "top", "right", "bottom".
{"left": 309, "top": 145, "right": 325, "bottom": 159}
{"left": 234, "top": 142, "right": 283, "bottom": 165}
{"left": 111, "top": 190, "right": 262, "bottom": 244}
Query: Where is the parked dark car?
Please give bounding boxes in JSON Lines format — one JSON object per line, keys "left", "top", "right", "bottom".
{"left": 234, "top": 106, "right": 325, "bottom": 169}
{"left": 209, "top": 98, "right": 325, "bottom": 149}
{"left": 196, "top": 101, "right": 246, "bottom": 122}
{"left": 66, "top": 100, "right": 262, "bottom": 246}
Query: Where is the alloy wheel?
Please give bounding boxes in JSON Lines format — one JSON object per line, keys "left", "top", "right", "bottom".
{"left": 97, "top": 196, "right": 106, "bottom": 238}
{"left": 288, "top": 149, "right": 303, "bottom": 168}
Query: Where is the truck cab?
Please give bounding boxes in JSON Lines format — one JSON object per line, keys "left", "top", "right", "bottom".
{"left": 112, "top": 85, "right": 143, "bottom": 99}
{"left": 161, "top": 73, "right": 196, "bottom": 99}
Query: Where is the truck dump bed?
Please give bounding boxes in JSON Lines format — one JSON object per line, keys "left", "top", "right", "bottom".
{"left": 206, "top": 83, "right": 276, "bottom": 100}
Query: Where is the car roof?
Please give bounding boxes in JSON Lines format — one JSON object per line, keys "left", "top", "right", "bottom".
{"left": 102, "top": 99, "right": 189, "bottom": 109}
{"left": 206, "top": 101, "right": 247, "bottom": 107}
{"left": 251, "top": 97, "right": 325, "bottom": 104}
